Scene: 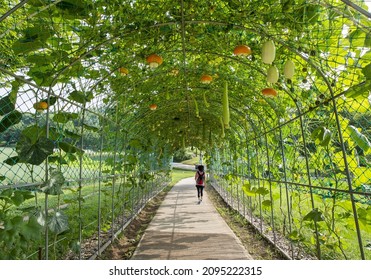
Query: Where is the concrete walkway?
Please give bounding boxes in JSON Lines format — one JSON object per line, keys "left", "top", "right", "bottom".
{"left": 132, "top": 177, "right": 252, "bottom": 260}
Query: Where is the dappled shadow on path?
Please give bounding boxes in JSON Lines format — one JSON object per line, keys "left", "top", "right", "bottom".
{"left": 132, "top": 231, "right": 247, "bottom": 260}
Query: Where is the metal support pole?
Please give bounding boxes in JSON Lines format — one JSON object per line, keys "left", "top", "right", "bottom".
{"left": 97, "top": 119, "right": 105, "bottom": 256}
{"left": 78, "top": 105, "right": 86, "bottom": 260}
{"left": 263, "top": 131, "right": 276, "bottom": 244}
{"left": 279, "top": 126, "right": 294, "bottom": 258}
{"left": 111, "top": 106, "right": 120, "bottom": 243}
{"left": 298, "top": 114, "right": 321, "bottom": 259}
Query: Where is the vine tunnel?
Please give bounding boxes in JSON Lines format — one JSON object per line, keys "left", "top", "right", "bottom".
{"left": 0, "top": 0, "right": 370, "bottom": 260}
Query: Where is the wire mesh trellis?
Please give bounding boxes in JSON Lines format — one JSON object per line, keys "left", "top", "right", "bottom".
{"left": 1, "top": 0, "right": 371, "bottom": 261}
{"left": 209, "top": 88, "right": 371, "bottom": 259}
{"left": 0, "top": 73, "right": 171, "bottom": 260}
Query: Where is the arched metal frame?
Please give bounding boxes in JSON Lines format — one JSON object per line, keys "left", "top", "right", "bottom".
{"left": 0, "top": 0, "right": 370, "bottom": 260}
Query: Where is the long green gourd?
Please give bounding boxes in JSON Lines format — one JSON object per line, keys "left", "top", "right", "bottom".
{"left": 223, "top": 81, "right": 230, "bottom": 129}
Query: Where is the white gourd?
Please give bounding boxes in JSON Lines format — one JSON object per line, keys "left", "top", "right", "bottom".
{"left": 262, "top": 40, "right": 275, "bottom": 64}
{"left": 284, "top": 60, "right": 295, "bottom": 79}
{"left": 267, "top": 65, "right": 279, "bottom": 83}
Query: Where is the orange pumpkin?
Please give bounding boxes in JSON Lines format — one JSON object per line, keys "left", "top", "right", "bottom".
{"left": 119, "top": 67, "right": 129, "bottom": 76}
{"left": 233, "top": 45, "right": 252, "bottom": 56}
{"left": 33, "top": 101, "right": 48, "bottom": 111}
{"left": 146, "top": 54, "right": 163, "bottom": 68}
{"left": 261, "top": 88, "right": 277, "bottom": 97}
{"left": 200, "top": 74, "right": 213, "bottom": 84}
{"left": 149, "top": 104, "right": 158, "bottom": 110}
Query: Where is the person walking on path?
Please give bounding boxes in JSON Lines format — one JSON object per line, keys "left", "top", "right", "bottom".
{"left": 195, "top": 165, "right": 206, "bottom": 202}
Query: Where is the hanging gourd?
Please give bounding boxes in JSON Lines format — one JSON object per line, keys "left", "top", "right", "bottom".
{"left": 220, "top": 117, "right": 225, "bottom": 138}
{"left": 222, "top": 81, "right": 230, "bottom": 129}
{"left": 149, "top": 103, "right": 157, "bottom": 110}
{"left": 283, "top": 60, "right": 295, "bottom": 79}
{"left": 267, "top": 65, "right": 279, "bottom": 83}
{"left": 261, "top": 88, "right": 278, "bottom": 98}
{"left": 119, "top": 67, "right": 129, "bottom": 76}
{"left": 233, "top": 45, "right": 252, "bottom": 56}
{"left": 33, "top": 101, "right": 48, "bottom": 112}
{"left": 200, "top": 74, "right": 213, "bottom": 84}
{"left": 203, "top": 92, "right": 210, "bottom": 108}
{"left": 262, "top": 40, "right": 276, "bottom": 64}
{"left": 146, "top": 54, "right": 163, "bottom": 68}
{"left": 192, "top": 95, "right": 199, "bottom": 117}
{"left": 165, "top": 91, "right": 170, "bottom": 100}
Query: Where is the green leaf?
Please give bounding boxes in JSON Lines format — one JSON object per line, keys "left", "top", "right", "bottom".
{"left": 40, "top": 96, "right": 57, "bottom": 106}
{"left": 357, "top": 207, "right": 371, "bottom": 228}
{"left": 53, "top": 112, "right": 78, "bottom": 123}
{"left": 20, "top": 216, "right": 42, "bottom": 241}
{"left": 365, "top": 33, "right": 371, "bottom": 48}
{"left": 34, "top": 208, "right": 46, "bottom": 226}
{"left": 48, "top": 156, "right": 68, "bottom": 165}
{"left": 362, "top": 63, "right": 371, "bottom": 80}
{"left": 56, "top": 0, "right": 90, "bottom": 18}
{"left": 320, "top": 128, "right": 332, "bottom": 146}
{"left": 242, "top": 181, "right": 259, "bottom": 196}
{"left": 11, "top": 191, "right": 28, "bottom": 206}
{"left": 287, "top": 230, "right": 304, "bottom": 242}
{"left": 129, "top": 139, "right": 142, "bottom": 149}
{"left": 344, "top": 81, "right": 371, "bottom": 99}
{"left": 41, "top": 170, "right": 65, "bottom": 195}
{"left": 68, "top": 90, "right": 93, "bottom": 104}
{"left": 12, "top": 24, "right": 54, "bottom": 55}
{"left": 10, "top": 80, "right": 22, "bottom": 104}
{"left": 311, "top": 127, "right": 324, "bottom": 140}
{"left": 0, "top": 96, "right": 15, "bottom": 116}
{"left": 348, "top": 28, "right": 366, "bottom": 47}
{"left": 48, "top": 211, "right": 69, "bottom": 235}
{"left": 21, "top": 125, "right": 45, "bottom": 144}
{"left": 262, "top": 199, "right": 272, "bottom": 208}
{"left": 311, "top": 127, "right": 331, "bottom": 146}
{"left": 16, "top": 136, "right": 54, "bottom": 165}
{"left": 59, "top": 141, "right": 84, "bottom": 155}
{"left": 64, "top": 130, "right": 81, "bottom": 139}
{"left": 3, "top": 156, "right": 20, "bottom": 166}
{"left": 83, "top": 123, "right": 99, "bottom": 132}
{"left": 256, "top": 187, "right": 269, "bottom": 196}
{"left": 348, "top": 125, "right": 371, "bottom": 152}
{"left": 303, "top": 208, "right": 325, "bottom": 222}
{"left": 0, "top": 110, "right": 22, "bottom": 133}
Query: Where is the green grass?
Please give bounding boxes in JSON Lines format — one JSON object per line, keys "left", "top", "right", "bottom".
{"left": 216, "top": 176, "right": 371, "bottom": 260}
{"left": 181, "top": 157, "right": 200, "bottom": 165}
{"left": 4, "top": 168, "right": 196, "bottom": 259}
{"left": 171, "top": 168, "right": 195, "bottom": 184}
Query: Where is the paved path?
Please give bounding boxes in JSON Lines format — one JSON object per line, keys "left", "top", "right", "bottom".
{"left": 132, "top": 177, "right": 252, "bottom": 260}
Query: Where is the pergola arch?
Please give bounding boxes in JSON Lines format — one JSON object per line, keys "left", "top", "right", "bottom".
{"left": 0, "top": 0, "right": 370, "bottom": 260}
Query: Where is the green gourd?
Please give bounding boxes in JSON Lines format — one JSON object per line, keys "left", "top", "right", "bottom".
{"left": 267, "top": 65, "right": 279, "bottom": 83}
{"left": 222, "top": 81, "right": 230, "bottom": 129}
{"left": 262, "top": 40, "right": 276, "bottom": 64}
